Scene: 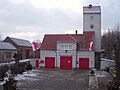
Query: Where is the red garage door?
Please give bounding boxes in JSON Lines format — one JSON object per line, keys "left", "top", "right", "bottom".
{"left": 79, "top": 58, "right": 89, "bottom": 69}
{"left": 60, "top": 56, "right": 72, "bottom": 70}
{"left": 45, "top": 57, "right": 55, "bottom": 68}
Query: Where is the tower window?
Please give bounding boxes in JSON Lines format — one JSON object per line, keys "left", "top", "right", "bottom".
{"left": 90, "top": 25, "right": 94, "bottom": 29}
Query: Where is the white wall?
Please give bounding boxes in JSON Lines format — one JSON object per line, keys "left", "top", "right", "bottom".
{"left": 77, "top": 51, "right": 95, "bottom": 68}
{"left": 83, "top": 6, "right": 101, "bottom": 52}
{"left": 40, "top": 50, "right": 95, "bottom": 69}
{"left": 56, "top": 50, "right": 77, "bottom": 68}
{"left": 40, "top": 50, "right": 56, "bottom": 67}
{"left": 56, "top": 42, "right": 77, "bottom": 68}
{"left": 101, "top": 58, "right": 116, "bottom": 69}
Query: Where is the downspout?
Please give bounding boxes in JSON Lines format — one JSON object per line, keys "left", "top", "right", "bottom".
{"left": 55, "top": 50, "right": 57, "bottom": 68}
{"left": 76, "top": 42, "right": 78, "bottom": 69}
{"left": 76, "top": 50, "right": 78, "bottom": 69}
{"left": 69, "top": 34, "right": 78, "bottom": 69}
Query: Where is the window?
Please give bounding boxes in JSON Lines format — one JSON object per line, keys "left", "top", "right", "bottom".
{"left": 90, "top": 16, "right": 94, "bottom": 20}
{"left": 65, "top": 45, "right": 68, "bottom": 50}
{"left": 0, "top": 52, "right": 5, "bottom": 60}
{"left": 60, "top": 45, "right": 73, "bottom": 50}
{"left": 69, "top": 45, "right": 73, "bottom": 50}
{"left": 6, "top": 52, "right": 12, "bottom": 59}
{"left": 90, "top": 25, "right": 94, "bottom": 29}
{"left": 61, "top": 45, "right": 64, "bottom": 50}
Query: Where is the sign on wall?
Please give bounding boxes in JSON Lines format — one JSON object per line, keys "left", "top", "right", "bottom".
{"left": 59, "top": 52, "right": 74, "bottom": 56}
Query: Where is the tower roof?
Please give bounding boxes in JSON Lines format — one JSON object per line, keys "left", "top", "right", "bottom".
{"left": 83, "top": 4, "right": 101, "bottom": 14}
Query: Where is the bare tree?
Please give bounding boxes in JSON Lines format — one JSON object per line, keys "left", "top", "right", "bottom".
{"left": 102, "top": 25, "right": 120, "bottom": 81}
{"left": 32, "top": 40, "right": 41, "bottom": 58}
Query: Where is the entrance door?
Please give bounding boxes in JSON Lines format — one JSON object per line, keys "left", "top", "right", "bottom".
{"left": 45, "top": 57, "right": 55, "bottom": 68}
{"left": 79, "top": 58, "right": 89, "bottom": 69}
{"left": 60, "top": 56, "right": 72, "bottom": 70}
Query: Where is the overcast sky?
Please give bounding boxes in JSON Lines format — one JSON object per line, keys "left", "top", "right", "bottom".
{"left": 0, "top": 0, "right": 120, "bottom": 42}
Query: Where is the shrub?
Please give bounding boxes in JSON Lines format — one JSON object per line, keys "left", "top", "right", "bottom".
{"left": 3, "top": 77, "right": 18, "bottom": 90}
{"left": 0, "top": 65, "right": 9, "bottom": 80}
{"left": 10, "top": 63, "right": 26, "bottom": 75}
{"left": 26, "top": 63, "right": 33, "bottom": 70}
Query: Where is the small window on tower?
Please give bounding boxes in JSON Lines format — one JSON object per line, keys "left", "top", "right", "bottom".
{"left": 90, "top": 25, "right": 94, "bottom": 29}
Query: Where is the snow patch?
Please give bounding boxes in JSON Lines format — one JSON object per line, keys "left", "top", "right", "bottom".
{"left": 0, "top": 81, "right": 5, "bottom": 85}
{"left": 14, "top": 70, "right": 40, "bottom": 81}
{"left": 96, "top": 71, "right": 108, "bottom": 77}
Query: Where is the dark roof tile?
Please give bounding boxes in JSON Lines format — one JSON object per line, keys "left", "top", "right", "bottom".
{"left": 0, "top": 42, "right": 17, "bottom": 50}
{"left": 9, "top": 37, "right": 32, "bottom": 47}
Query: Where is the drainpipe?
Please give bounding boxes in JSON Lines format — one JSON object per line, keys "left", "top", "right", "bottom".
{"left": 76, "top": 51, "right": 78, "bottom": 69}
{"left": 76, "top": 42, "right": 78, "bottom": 69}
{"left": 55, "top": 50, "right": 57, "bottom": 68}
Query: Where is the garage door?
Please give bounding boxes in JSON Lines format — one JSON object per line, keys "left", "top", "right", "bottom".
{"left": 45, "top": 57, "right": 55, "bottom": 68}
{"left": 79, "top": 58, "right": 89, "bottom": 69}
{"left": 60, "top": 56, "right": 72, "bottom": 70}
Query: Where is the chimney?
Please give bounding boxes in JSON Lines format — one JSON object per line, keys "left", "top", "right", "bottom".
{"left": 88, "top": 4, "right": 92, "bottom": 8}
{"left": 75, "top": 30, "right": 78, "bottom": 34}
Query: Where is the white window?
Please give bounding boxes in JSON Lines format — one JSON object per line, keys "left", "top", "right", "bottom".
{"left": 61, "top": 45, "right": 64, "bottom": 50}
{"left": 69, "top": 45, "right": 73, "bottom": 50}
{"left": 61, "top": 45, "right": 73, "bottom": 50}
{"left": 65, "top": 45, "right": 68, "bottom": 50}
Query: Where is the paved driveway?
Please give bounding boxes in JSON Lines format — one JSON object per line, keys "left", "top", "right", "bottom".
{"left": 16, "top": 68, "right": 89, "bottom": 90}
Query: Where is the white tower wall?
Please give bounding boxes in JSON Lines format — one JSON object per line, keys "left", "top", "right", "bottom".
{"left": 83, "top": 5, "right": 101, "bottom": 52}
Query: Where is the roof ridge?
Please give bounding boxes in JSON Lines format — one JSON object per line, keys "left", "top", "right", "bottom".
{"left": 45, "top": 34, "right": 82, "bottom": 36}
{"left": 7, "top": 37, "right": 32, "bottom": 47}
{"left": 9, "top": 37, "right": 29, "bottom": 42}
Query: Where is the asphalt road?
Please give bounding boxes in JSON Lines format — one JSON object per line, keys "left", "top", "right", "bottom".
{"left": 0, "top": 68, "right": 113, "bottom": 90}
{"left": 17, "top": 68, "right": 89, "bottom": 90}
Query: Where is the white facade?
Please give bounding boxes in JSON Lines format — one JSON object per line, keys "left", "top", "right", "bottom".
{"left": 40, "top": 42, "right": 95, "bottom": 69}
{"left": 83, "top": 5, "right": 101, "bottom": 52}
{"left": 40, "top": 50, "right": 56, "bottom": 67}
{"left": 56, "top": 42, "right": 77, "bottom": 68}
{"left": 77, "top": 51, "right": 95, "bottom": 68}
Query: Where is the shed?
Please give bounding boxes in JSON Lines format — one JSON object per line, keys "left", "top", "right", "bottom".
{"left": 4, "top": 37, "right": 33, "bottom": 59}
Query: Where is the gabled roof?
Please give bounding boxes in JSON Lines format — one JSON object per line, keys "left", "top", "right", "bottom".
{"left": 5, "top": 37, "right": 32, "bottom": 47}
{"left": 40, "top": 31, "right": 95, "bottom": 50}
{"left": 0, "top": 42, "right": 17, "bottom": 50}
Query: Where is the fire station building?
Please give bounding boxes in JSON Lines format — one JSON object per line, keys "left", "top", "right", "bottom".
{"left": 40, "top": 5, "right": 101, "bottom": 69}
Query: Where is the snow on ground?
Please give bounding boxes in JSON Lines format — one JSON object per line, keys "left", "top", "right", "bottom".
{"left": 14, "top": 70, "right": 40, "bottom": 81}
{"left": 0, "top": 77, "right": 8, "bottom": 85}
{"left": 0, "top": 81, "right": 6, "bottom": 85}
{"left": 96, "top": 71, "right": 108, "bottom": 77}
{"left": 89, "top": 70, "right": 108, "bottom": 89}
{"left": 0, "top": 69, "right": 40, "bottom": 86}
{"left": 0, "top": 59, "right": 29, "bottom": 66}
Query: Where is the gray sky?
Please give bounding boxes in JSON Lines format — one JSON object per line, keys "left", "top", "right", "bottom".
{"left": 0, "top": 0, "right": 120, "bottom": 42}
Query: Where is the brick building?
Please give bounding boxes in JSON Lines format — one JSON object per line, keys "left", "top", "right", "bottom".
{"left": 4, "top": 37, "right": 33, "bottom": 60}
